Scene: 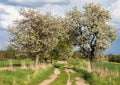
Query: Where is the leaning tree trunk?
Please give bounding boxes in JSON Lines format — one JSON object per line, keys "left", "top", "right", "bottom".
{"left": 35, "top": 53, "right": 39, "bottom": 69}
{"left": 88, "top": 56, "right": 94, "bottom": 72}
{"left": 89, "top": 33, "right": 97, "bottom": 72}
{"left": 89, "top": 59, "right": 94, "bottom": 72}
{"left": 89, "top": 45, "right": 95, "bottom": 72}
{"left": 89, "top": 55, "right": 94, "bottom": 70}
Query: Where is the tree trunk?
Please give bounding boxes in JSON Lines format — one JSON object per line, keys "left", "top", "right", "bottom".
{"left": 50, "top": 56, "right": 53, "bottom": 64}
{"left": 21, "top": 59, "right": 27, "bottom": 69}
{"left": 89, "top": 47, "right": 95, "bottom": 72}
{"left": 35, "top": 53, "right": 39, "bottom": 69}
{"left": 90, "top": 59, "right": 94, "bottom": 70}
{"left": 88, "top": 57, "right": 94, "bottom": 72}
{"left": 89, "top": 32, "right": 97, "bottom": 71}
{"left": 44, "top": 57, "right": 48, "bottom": 64}
{"left": 9, "top": 58, "right": 13, "bottom": 70}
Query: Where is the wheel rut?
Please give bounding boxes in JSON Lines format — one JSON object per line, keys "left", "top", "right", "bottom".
{"left": 39, "top": 68, "right": 60, "bottom": 85}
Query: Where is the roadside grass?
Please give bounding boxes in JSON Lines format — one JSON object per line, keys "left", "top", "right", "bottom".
{"left": 68, "top": 58, "right": 91, "bottom": 84}
{"left": 0, "top": 66, "right": 55, "bottom": 85}
{"left": 94, "top": 61, "right": 120, "bottom": 85}
{"left": 91, "top": 75, "right": 120, "bottom": 85}
{"left": 69, "top": 72, "right": 76, "bottom": 85}
{"left": 68, "top": 58, "right": 120, "bottom": 85}
{"left": 28, "top": 66, "right": 54, "bottom": 85}
{"left": 95, "top": 61, "right": 120, "bottom": 72}
{"left": 68, "top": 58, "right": 88, "bottom": 69}
{"left": 0, "top": 69, "right": 34, "bottom": 85}
{"left": 50, "top": 67, "right": 68, "bottom": 85}
{"left": 69, "top": 67, "right": 93, "bottom": 85}
{"left": 0, "top": 58, "right": 120, "bottom": 85}
{"left": 0, "top": 60, "right": 8, "bottom": 67}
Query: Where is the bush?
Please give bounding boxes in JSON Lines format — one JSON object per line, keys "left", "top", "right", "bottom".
{"left": 68, "top": 59, "right": 80, "bottom": 66}
{"left": 54, "top": 64, "right": 64, "bottom": 68}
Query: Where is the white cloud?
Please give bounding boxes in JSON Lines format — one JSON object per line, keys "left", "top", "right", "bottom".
{"left": 70, "top": 0, "right": 115, "bottom": 11}
{"left": 9, "top": 0, "right": 68, "bottom": 4}
{"left": 0, "top": 0, "right": 120, "bottom": 52}
{"left": 108, "top": 0, "right": 120, "bottom": 23}
{"left": 0, "top": 0, "right": 119, "bottom": 30}
{"left": 39, "top": 4, "right": 68, "bottom": 17}
{"left": 0, "top": 3, "right": 67, "bottom": 29}
{"left": 0, "top": 4, "right": 21, "bottom": 29}
{"left": 43, "top": 0, "right": 67, "bottom": 3}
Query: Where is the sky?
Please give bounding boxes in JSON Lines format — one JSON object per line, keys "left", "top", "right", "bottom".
{"left": 0, "top": 0, "right": 120, "bottom": 54}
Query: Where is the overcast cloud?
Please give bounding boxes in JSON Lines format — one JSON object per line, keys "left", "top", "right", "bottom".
{"left": 0, "top": 0, "right": 120, "bottom": 54}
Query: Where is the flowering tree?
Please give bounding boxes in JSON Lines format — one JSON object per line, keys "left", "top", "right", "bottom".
{"left": 9, "top": 9, "right": 67, "bottom": 68}
{"left": 67, "top": 3, "right": 117, "bottom": 70}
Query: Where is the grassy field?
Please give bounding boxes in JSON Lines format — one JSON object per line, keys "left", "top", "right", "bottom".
{"left": 0, "top": 59, "right": 33, "bottom": 67}
{"left": 68, "top": 58, "right": 120, "bottom": 85}
{"left": 94, "top": 61, "right": 120, "bottom": 85}
{"left": 0, "top": 59, "right": 120, "bottom": 85}
{"left": 28, "top": 66, "right": 54, "bottom": 85}
{"left": 0, "top": 69, "right": 34, "bottom": 85}
{"left": 95, "top": 61, "right": 120, "bottom": 72}
{"left": 0, "top": 66, "right": 54, "bottom": 85}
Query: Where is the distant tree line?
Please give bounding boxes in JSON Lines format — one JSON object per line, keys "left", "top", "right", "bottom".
{"left": 0, "top": 47, "right": 15, "bottom": 60}
{"left": 0, "top": 46, "right": 34, "bottom": 60}
{"left": 107, "top": 54, "right": 120, "bottom": 63}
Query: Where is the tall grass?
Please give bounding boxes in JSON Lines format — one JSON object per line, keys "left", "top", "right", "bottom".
{"left": 94, "top": 61, "right": 120, "bottom": 85}
{"left": 28, "top": 66, "right": 54, "bottom": 85}
{"left": 0, "top": 66, "right": 54, "bottom": 85}
{"left": 68, "top": 58, "right": 120, "bottom": 85}
{"left": 95, "top": 62, "right": 120, "bottom": 72}
{"left": 0, "top": 69, "right": 34, "bottom": 85}
{"left": 0, "top": 60, "right": 9, "bottom": 67}
{"left": 50, "top": 67, "right": 68, "bottom": 85}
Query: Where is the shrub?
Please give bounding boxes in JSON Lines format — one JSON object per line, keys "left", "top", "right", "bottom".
{"left": 54, "top": 64, "right": 64, "bottom": 68}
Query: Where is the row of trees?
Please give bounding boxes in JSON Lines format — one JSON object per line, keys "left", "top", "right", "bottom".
{"left": 107, "top": 54, "right": 120, "bottom": 63}
{"left": 9, "top": 8, "right": 70, "bottom": 68}
{"left": 0, "top": 47, "right": 15, "bottom": 60}
{"left": 8, "top": 3, "right": 117, "bottom": 70}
